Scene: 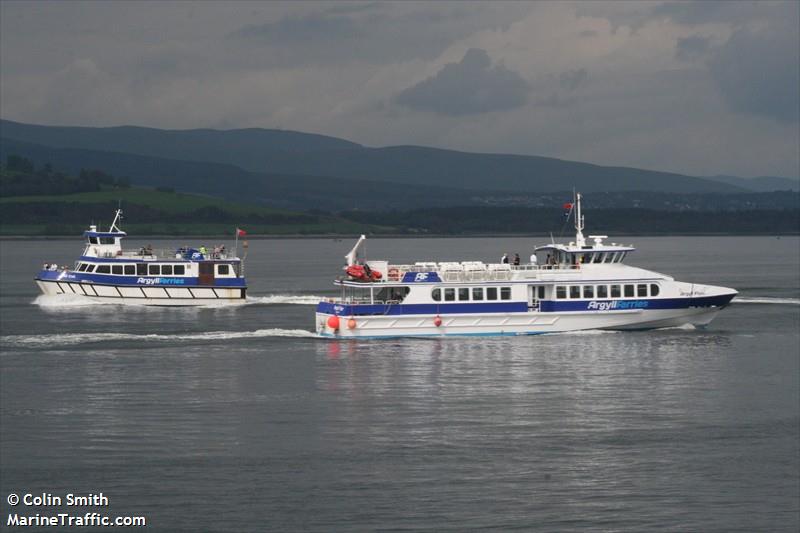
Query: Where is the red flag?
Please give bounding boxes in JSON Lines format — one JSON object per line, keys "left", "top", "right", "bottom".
{"left": 236, "top": 228, "right": 247, "bottom": 237}
{"left": 563, "top": 202, "right": 573, "bottom": 210}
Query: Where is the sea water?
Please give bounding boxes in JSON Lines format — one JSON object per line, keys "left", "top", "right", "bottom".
{"left": 1, "top": 236, "right": 798, "bottom": 531}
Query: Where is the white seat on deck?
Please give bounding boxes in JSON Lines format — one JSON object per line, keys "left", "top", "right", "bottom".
{"left": 438, "top": 262, "right": 464, "bottom": 272}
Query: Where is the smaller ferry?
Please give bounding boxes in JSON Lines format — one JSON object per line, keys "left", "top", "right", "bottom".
{"left": 35, "top": 210, "right": 248, "bottom": 306}
{"left": 315, "top": 193, "right": 737, "bottom": 338}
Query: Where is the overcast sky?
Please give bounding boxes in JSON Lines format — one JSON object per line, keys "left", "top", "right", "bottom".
{"left": 1, "top": 0, "right": 798, "bottom": 178}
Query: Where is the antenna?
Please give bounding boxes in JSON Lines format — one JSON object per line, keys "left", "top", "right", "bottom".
{"left": 574, "top": 191, "right": 585, "bottom": 247}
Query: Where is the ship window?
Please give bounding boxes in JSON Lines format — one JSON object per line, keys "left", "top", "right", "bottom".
{"left": 619, "top": 252, "right": 627, "bottom": 262}
{"left": 77, "top": 263, "right": 88, "bottom": 272}
{"left": 597, "top": 285, "right": 608, "bottom": 298}
{"left": 538, "top": 286, "right": 545, "bottom": 299}
{"left": 472, "top": 287, "right": 484, "bottom": 301}
{"left": 137, "top": 263, "right": 146, "bottom": 276}
{"left": 444, "top": 288, "right": 455, "bottom": 301}
{"left": 637, "top": 284, "right": 648, "bottom": 297}
{"left": 96, "top": 265, "right": 110, "bottom": 274}
{"left": 611, "top": 284, "right": 621, "bottom": 298}
{"left": 624, "top": 284, "right": 635, "bottom": 297}
{"left": 556, "top": 286, "right": 567, "bottom": 299}
{"left": 432, "top": 288, "right": 441, "bottom": 301}
{"left": 583, "top": 286, "right": 594, "bottom": 298}
{"left": 500, "top": 287, "right": 511, "bottom": 300}
{"left": 112, "top": 265, "right": 123, "bottom": 275}
{"left": 99, "top": 237, "right": 115, "bottom": 245}
{"left": 162, "top": 265, "right": 173, "bottom": 275}
{"left": 217, "top": 264, "right": 230, "bottom": 276}
{"left": 458, "top": 288, "right": 470, "bottom": 301}
{"left": 88, "top": 237, "right": 99, "bottom": 244}
{"left": 487, "top": 287, "right": 498, "bottom": 300}
{"left": 650, "top": 284, "right": 660, "bottom": 297}
{"left": 148, "top": 264, "right": 160, "bottom": 275}
{"left": 174, "top": 265, "right": 185, "bottom": 276}
{"left": 124, "top": 265, "right": 135, "bottom": 275}
{"left": 85, "top": 264, "right": 96, "bottom": 273}
{"left": 592, "top": 254, "right": 603, "bottom": 263}
{"left": 570, "top": 286, "right": 581, "bottom": 299}
{"left": 603, "top": 253, "right": 613, "bottom": 263}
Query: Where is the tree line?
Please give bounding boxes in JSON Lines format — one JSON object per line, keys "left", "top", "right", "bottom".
{"left": 1, "top": 155, "right": 131, "bottom": 196}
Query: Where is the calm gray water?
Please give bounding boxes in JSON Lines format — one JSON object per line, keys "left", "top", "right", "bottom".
{"left": 1, "top": 236, "right": 798, "bottom": 532}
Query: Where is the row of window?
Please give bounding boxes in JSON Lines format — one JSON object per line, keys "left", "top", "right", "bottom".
{"left": 432, "top": 286, "right": 513, "bottom": 302}
{"left": 77, "top": 262, "right": 189, "bottom": 276}
{"left": 86, "top": 237, "right": 117, "bottom": 245}
{"left": 77, "top": 262, "right": 233, "bottom": 277}
{"left": 555, "top": 283, "right": 660, "bottom": 299}
{"left": 575, "top": 251, "right": 627, "bottom": 264}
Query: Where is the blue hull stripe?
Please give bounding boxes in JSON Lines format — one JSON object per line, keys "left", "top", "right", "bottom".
{"left": 316, "top": 301, "right": 528, "bottom": 316}
{"left": 36, "top": 270, "right": 246, "bottom": 288}
{"left": 316, "top": 294, "right": 734, "bottom": 316}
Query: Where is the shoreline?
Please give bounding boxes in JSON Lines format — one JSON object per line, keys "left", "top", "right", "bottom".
{"left": 1, "top": 232, "right": 797, "bottom": 240}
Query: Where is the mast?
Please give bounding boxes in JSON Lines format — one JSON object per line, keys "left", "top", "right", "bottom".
{"left": 574, "top": 192, "right": 585, "bottom": 247}
{"left": 109, "top": 209, "right": 123, "bottom": 233}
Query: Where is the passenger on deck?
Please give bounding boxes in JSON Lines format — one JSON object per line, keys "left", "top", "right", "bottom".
{"left": 530, "top": 253, "right": 537, "bottom": 265}
{"left": 513, "top": 253, "right": 520, "bottom": 266}
{"left": 501, "top": 253, "right": 509, "bottom": 264}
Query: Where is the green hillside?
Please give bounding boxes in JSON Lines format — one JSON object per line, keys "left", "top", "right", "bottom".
{"left": 0, "top": 186, "right": 390, "bottom": 236}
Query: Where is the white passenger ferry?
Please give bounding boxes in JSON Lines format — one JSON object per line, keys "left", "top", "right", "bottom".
{"left": 35, "top": 210, "right": 247, "bottom": 306}
{"left": 315, "top": 194, "right": 737, "bottom": 338}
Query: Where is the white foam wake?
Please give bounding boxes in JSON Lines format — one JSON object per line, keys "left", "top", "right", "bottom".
{"left": 734, "top": 297, "right": 800, "bottom": 305}
{"left": 245, "top": 294, "right": 324, "bottom": 305}
{"left": 1, "top": 328, "right": 317, "bottom": 349}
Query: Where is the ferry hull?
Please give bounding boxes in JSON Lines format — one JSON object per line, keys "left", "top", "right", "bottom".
{"left": 36, "top": 279, "right": 246, "bottom": 306}
{"left": 315, "top": 295, "right": 734, "bottom": 338}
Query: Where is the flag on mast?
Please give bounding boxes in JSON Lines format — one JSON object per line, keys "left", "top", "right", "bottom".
{"left": 237, "top": 228, "right": 247, "bottom": 237}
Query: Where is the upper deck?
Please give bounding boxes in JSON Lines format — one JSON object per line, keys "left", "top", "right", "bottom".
{"left": 337, "top": 192, "right": 654, "bottom": 287}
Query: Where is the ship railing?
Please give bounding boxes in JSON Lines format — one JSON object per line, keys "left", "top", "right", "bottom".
{"left": 117, "top": 249, "right": 236, "bottom": 261}
{"left": 382, "top": 262, "right": 582, "bottom": 283}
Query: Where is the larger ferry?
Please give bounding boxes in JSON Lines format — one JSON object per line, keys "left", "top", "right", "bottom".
{"left": 35, "top": 210, "right": 247, "bottom": 306}
{"left": 315, "top": 194, "right": 737, "bottom": 338}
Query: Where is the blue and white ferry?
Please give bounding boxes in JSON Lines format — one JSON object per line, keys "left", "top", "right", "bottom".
{"left": 316, "top": 193, "right": 737, "bottom": 338}
{"left": 35, "top": 210, "right": 247, "bottom": 306}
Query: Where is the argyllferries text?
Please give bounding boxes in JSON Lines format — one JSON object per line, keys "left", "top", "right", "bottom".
{"left": 315, "top": 193, "right": 737, "bottom": 338}
{"left": 35, "top": 210, "right": 248, "bottom": 306}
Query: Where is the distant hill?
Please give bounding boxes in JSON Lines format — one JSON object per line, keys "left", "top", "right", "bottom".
{"left": 0, "top": 137, "right": 490, "bottom": 211}
{"left": 1, "top": 119, "right": 750, "bottom": 194}
{"left": 707, "top": 175, "right": 800, "bottom": 192}
{"left": 0, "top": 119, "right": 360, "bottom": 171}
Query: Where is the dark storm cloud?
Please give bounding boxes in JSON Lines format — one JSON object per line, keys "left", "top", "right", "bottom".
{"left": 675, "top": 35, "right": 710, "bottom": 61}
{"left": 229, "top": 5, "right": 524, "bottom": 66}
{"left": 708, "top": 22, "right": 800, "bottom": 123}
{"left": 559, "top": 68, "right": 588, "bottom": 91}
{"left": 396, "top": 48, "right": 530, "bottom": 116}
{"left": 234, "top": 13, "right": 360, "bottom": 46}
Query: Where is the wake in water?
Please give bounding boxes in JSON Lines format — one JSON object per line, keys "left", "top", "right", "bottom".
{"left": 245, "top": 294, "right": 324, "bottom": 306}
{"left": 1, "top": 328, "right": 318, "bottom": 349}
{"left": 734, "top": 297, "right": 800, "bottom": 305}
